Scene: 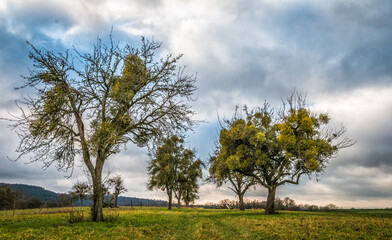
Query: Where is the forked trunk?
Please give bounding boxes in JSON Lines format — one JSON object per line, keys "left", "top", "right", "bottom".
{"left": 91, "top": 174, "right": 104, "bottom": 222}
{"left": 265, "top": 187, "right": 277, "bottom": 214}
{"left": 239, "top": 193, "right": 245, "bottom": 211}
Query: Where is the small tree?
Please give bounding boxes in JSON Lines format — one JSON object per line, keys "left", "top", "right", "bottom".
{"left": 147, "top": 136, "right": 201, "bottom": 210}
{"left": 174, "top": 154, "right": 203, "bottom": 208}
{"left": 181, "top": 158, "right": 204, "bottom": 207}
{"left": 282, "top": 197, "right": 296, "bottom": 210}
{"left": 209, "top": 153, "right": 256, "bottom": 211}
{"left": 26, "top": 197, "right": 43, "bottom": 209}
{"left": 71, "top": 181, "right": 91, "bottom": 207}
{"left": 108, "top": 174, "right": 127, "bottom": 208}
{"left": 216, "top": 93, "right": 353, "bottom": 214}
{"left": 57, "top": 193, "right": 72, "bottom": 207}
{"left": 10, "top": 35, "right": 197, "bottom": 221}
{"left": 172, "top": 149, "right": 203, "bottom": 208}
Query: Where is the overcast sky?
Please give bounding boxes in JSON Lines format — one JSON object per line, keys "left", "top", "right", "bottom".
{"left": 1, "top": 0, "right": 391, "bottom": 208}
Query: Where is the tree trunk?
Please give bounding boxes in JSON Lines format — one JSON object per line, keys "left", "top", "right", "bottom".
{"left": 168, "top": 191, "right": 172, "bottom": 210}
{"left": 114, "top": 194, "right": 118, "bottom": 208}
{"left": 177, "top": 193, "right": 181, "bottom": 209}
{"left": 13, "top": 199, "right": 16, "bottom": 216}
{"left": 239, "top": 193, "right": 245, "bottom": 211}
{"left": 91, "top": 174, "right": 104, "bottom": 222}
{"left": 81, "top": 198, "right": 83, "bottom": 208}
{"left": 265, "top": 187, "right": 277, "bottom": 214}
{"left": 185, "top": 201, "right": 189, "bottom": 208}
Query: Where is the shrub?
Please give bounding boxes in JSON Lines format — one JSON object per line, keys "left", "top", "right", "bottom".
{"left": 104, "top": 212, "right": 119, "bottom": 223}
{"left": 67, "top": 210, "right": 84, "bottom": 223}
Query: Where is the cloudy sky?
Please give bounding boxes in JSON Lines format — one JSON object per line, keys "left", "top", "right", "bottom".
{"left": 1, "top": 0, "right": 391, "bottom": 208}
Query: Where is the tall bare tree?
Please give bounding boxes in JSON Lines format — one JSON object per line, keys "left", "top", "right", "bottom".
{"left": 10, "top": 36, "right": 197, "bottom": 221}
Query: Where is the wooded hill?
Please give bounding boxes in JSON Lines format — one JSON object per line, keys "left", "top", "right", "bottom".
{"left": 0, "top": 183, "right": 167, "bottom": 207}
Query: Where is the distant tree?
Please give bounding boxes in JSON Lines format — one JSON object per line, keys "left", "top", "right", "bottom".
{"left": 147, "top": 136, "right": 201, "bottom": 209}
{"left": 209, "top": 152, "right": 256, "bottom": 211}
{"left": 283, "top": 197, "right": 296, "bottom": 210}
{"left": 182, "top": 158, "right": 203, "bottom": 207}
{"left": 108, "top": 174, "right": 127, "bottom": 208}
{"left": 10, "top": 36, "right": 197, "bottom": 221}
{"left": 322, "top": 203, "right": 339, "bottom": 211}
{"left": 101, "top": 181, "right": 112, "bottom": 207}
{"left": 71, "top": 181, "right": 91, "bottom": 207}
{"left": 0, "top": 185, "right": 13, "bottom": 210}
{"left": 57, "top": 193, "right": 72, "bottom": 207}
{"left": 26, "top": 197, "right": 43, "bottom": 209}
{"left": 218, "top": 199, "right": 235, "bottom": 209}
{"left": 215, "top": 93, "right": 354, "bottom": 214}
{"left": 11, "top": 191, "right": 21, "bottom": 215}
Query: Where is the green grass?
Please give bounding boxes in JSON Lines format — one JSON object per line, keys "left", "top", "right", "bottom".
{"left": 1, "top": 207, "right": 392, "bottom": 239}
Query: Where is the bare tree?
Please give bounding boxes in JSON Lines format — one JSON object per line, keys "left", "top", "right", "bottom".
{"left": 71, "top": 181, "right": 91, "bottom": 207}
{"left": 9, "top": 35, "right": 197, "bottom": 221}
{"left": 108, "top": 174, "right": 127, "bottom": 208}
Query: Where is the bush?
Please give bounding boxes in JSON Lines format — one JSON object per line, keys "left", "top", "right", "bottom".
{"left": 67, "top": 210, "right": 84, "bottom": 223}
{"left": 104, "top": 212, "right": 119, "bottom": 223}
{"left": 26, "top": 197, "right": 43, "bottom": 209}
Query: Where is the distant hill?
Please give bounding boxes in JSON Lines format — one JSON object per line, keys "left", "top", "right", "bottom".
{"left": 0, "top": 183, "right": 59, "bottom": 202}
{"left": 0, "top": 182, "right": 167, "bottom": 206}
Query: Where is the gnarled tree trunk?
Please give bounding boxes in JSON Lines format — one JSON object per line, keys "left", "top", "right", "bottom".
{"left": 91, "top": 171, "right": 104, "bottom": 222}
{"left": 265, "top": 187, "right": 277, "bottom": 214}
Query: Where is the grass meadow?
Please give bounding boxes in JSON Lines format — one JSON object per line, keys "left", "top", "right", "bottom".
{"left": 1, "top": 207, "right": 392, "bottom": 239}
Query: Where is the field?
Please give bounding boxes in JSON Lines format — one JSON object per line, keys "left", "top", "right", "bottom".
{"left": 1, "top": 207, "right": 392, "bottom": 239}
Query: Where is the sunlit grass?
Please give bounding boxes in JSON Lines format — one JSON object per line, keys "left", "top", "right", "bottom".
{"left": 1, "top": 207, "right": 391, "bottom": 239}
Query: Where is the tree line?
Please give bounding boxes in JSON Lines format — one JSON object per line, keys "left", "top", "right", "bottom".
{"left": 203, "top": 197, "right": 340, "bottom": 212}
{"left": 0, "top": 185, "right": 70, "bottom": 212}
{"left": 9, "top": 34, "right": 352, "bottom": 221}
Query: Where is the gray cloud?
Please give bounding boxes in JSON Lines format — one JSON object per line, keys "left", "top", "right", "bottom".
{"left": 0, "top": 0, "right": 392, "bottom": 207}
